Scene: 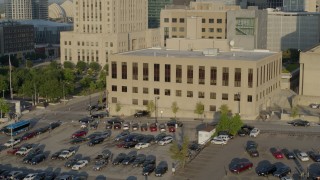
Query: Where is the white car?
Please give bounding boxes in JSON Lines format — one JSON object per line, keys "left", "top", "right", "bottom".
{"left": 158, "top": 136, "right": 173, "bottom": 146}
{"left": 281, "top": 176, "right": 293, "bottom": 180}
{"left": 135, "top": 142, "right": 150, "bottom": 150}
{"left": 249, "top": 128, "right": 260, "bottom": 137}
{"left": 58, "top": 149, "right": 76, "bottom": 159}
{"left": 123, "top": 123, "right": 130, "bottom": 130}
{"left": 211, "top": 137, "right": 227, "bottom": 145}
{"left": 297, "top": 152, "right": 309, "bottom": 161}
{"left": 217, "top": 135, "right": 230, "bottom": 141}
{"left": 71, "top": 159, "right": 89, "bottom": 170}
{"left": 310, "top": 104, "right": 319, "bottom": 109}
{"left": 16, "top": 145, "right": 33, "bottom": 156}
{"left": 4, "top": 138, "right": 21, "bottom": 147}
{"left": 7, "top": 171, "right": 23, "bottom": 179}
{"left": 23, "top": 173, "right": 37, "bottom": 180}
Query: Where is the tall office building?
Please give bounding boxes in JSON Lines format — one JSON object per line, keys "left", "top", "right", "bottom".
{"left": 5, "top": 0, "right": 48, "bottom": 20}
{"left": 148, "top": 0, "right": 173, "bottom": 29}
{"left": 60, "top": 0, "right": 160, "bottom": 68}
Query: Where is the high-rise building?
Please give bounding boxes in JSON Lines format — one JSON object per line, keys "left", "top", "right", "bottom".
{"left": 148, "top": 0, "right": 173, "bottom": 29}
{"left": 60, "top": 0, "right": 160, "bottom": 68}
{"left": 5, "top": 0, "right": 48, "bottom": 20}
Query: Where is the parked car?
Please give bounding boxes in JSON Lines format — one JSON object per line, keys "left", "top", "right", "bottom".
{"left": 7, "top": 171, "right": 23, "bottom": 179}
{"left": 188, "top": 142, "right": 202, "bottom": 152}
{"left": 149, "top": 123, "right": 157, "bottom": 132}
{"left": 166, "top": 119, "right": 183, "bottom": 127}
{"left": 288, "top": 120, "right": 310, "bottom": 127}
{"left": 168, "top": 126, "right": 175, "bottom": 132}
{"left": 113, "top": 123, "right": 122, "bottom": 130}
{"left": 217, "top": 131, "right": 234, "bottom": 139}
{"left": 49, "top": 121, "right": 61, "bottom": 130}
{"left": 296, "top": 151, "right": 309, "bottom": 161}
{"left": 155, "top": 161, "right": 168, "bottom": 177}
{"left": 70, "top": 137, "right": 87, "bottom": 144}
{"left": 142, "top": 135, "right": 155, "bottom": 144}
{"left": 159, "top": 123, "right": 166, "bottom": 132}
{"left": 86, "top": 132, "right": 103, "bottom": 140}
{"left": 237, "top": 128, "right": 251, "bottom": 137}
{"left": 270, "top": 148, "right": 284, "bottom": 159}
{"left": 142, "top": 155, "right": 156, "bottom": 168}
{"left": 308, "top": 151, "right": 320, "bottom": 162}
{"left": 4, "top": 138, "right": 21, "bottom": 147}
{"left": 93, "top": 159, "right": 108, "bottom": 171}
{"left": 158, "top": 136, "right": 173, "bottom": 146}
{"left": 249, "top": 128, "right": 260, "bottom": 137}
{"left": 114, "top": 131, "right": 130, "bottom": 141}
{"left": 122, "top": 122, "right": 130, "bottom": 130}
{"left": 107, "top": 118, "right": 124, "bottom": 124}
{"left": 155, "top": 133, "right": 167, "bottom": 143}
{"left": 211, "top": 136, "right": 227, "bottom": 145}
{"left": 14, "top": 172, "right": 28, "bottom": 180}
{"left": 229, "top": 161, "right": 253, "bottom": 174}
{"left": 71, "top": 160, "right": 89, "bottom": 170}
{"left": 15, "top": 144, "right": 33, "bottom": 156}
{"left": 58, "top": 149, "right": 76, "bottom": 159}
{"left": 89, "top": 121, "right": 99, "bottom": 130}
{"left": 23, "top": 152, "right": 40, "bottom": 164}
{"left": 246, "top": 141, "right": 258, "bottom": 149}
{"left": 257, "top": 164, "right": 277, "bottom": 176}
{"left": 30, "top": 153, "right": 46, "bottom": 165}
{"left": 282, "top": 149, "right": 295, "bottom": 159}
{"left": 132, "top": 134, "right": 145, "bottom": 142}
{"left": 140, "top": 124, "right": 148, "bottom": 131}
{"left": 88, "top": 137, "right": 105, "bottom": 146}
{"left": 21, "top": 132, "right": 37, "bottom": 141}
{"left": 91, "top": 112, "right": 108, "bottom": 119}
{"left": 134, "top": 110, "right": 149, "bottom": 118}
{"left": 65, "top": 158, "right": 78, "bottom": 168}
{"left": 105, "top": 124, "right": 112, "bottom": 129}
{"left": 112, "top": 153, "right": 127, "bottom": 165}
{"left": 71, "top": 130, "right": 87, "bottom": 138}
{"left": 125, "top": 133, "right": 139, "bottom": 142}
{"left": 78, "top": 118, "right": 93, "bottom": 124}
{"left": 132, "top": 154, "right": 146, "bottom": 167}
{"left": 44, "top": 172, "right": 57, "bottom": 180}
{"left": 135, "top": 142, "right": 150, "bottom": 150}
{"left": 123, "top": 141, "right": 138, "bottom": 149}
{"left": 23, "top": 173, "right": 38, "bottom": 180}
{"left": 51, "top": 149, "right": 64, "bottom": 160}
{"left": 142, "top": 164, "right": 156, "bottom": 176}
{"left": 273, "top": 165, "right": 291, "bottom": 178}
{"left": 7, "top": 146, "right": 20, "bottom": 155}
{"left": 33, "top": 172, "right": 46, "bottom": 180}
{"left": 310, "top": 103, "right": 319, "bottom": 109}
{"left": 122, "top": 154, "right": 136, "bottom": 165}
{"left": 132, "top": 123, "right": 139, "bottom": 131}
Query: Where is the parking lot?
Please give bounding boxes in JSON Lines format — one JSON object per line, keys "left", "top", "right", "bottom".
{"left": 174, "top": 131, "right": 320, "bottom": 180}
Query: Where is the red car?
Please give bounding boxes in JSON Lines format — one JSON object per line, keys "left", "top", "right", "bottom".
{"left": 116, "top": 141, "right": 125, "bottom": 148}
{"left": 149, "top": 123, "right": 158, "bottom": 132}
{"left": 21, "top": 132, "right": 37, "bottom": 140}
{"left": 229, "top": 161, "right": 253, "bottom": 174}
{"left": 114, "top": 123, "right": 122, "bottom": 130}
{"left": 7, "top": 146, "right": 20, "bottom": 155}
{"left": 271, "top": 148, "right": 284, "bottom": 159}
{"left": 168, "top": 126, "right": 176, "bottom": 132}
{"left": 71, "top": 130, "right": 87, "bottom": 138}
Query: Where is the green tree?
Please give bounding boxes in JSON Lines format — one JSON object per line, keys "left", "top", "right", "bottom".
{"left": 169, "top": 136, "right": 190, "bottom": 168}
{"left": 291, "top": 106, "right": 299, "bottom": 119}
{"left": 215, "top": 113, "right": 243, "bottom": 136}
{"left": 103, "top": 64, "right": 109, "bottom": 75}
{"left": 63, "top": 69, "right": 76, "bottom": 82}
{"left": 115, "top": 102, "right": 121, "bottom": 114}
{"left": 146, "top": 100, "right": 155, "bottom": 116}
{"left": 194, "top": 102, "right": 204, "bottom": 118}
{"left": 0, "top": 75, "right": 9, "bottom": 93}
{"left": 80, "top": 76, "right": 91, "bottom": 88}
{"left": 48, "top": 61, "right": 60, "bottom": 70}
{"left": 171, "top": 101, "right": 179, "bottom": 118}
{"left": 228, "top": 114, "right": 243, "bottom": 135}
{"left": 76, "top": 61, "right": 87, "bottom": 72}
{"left": 63, "top": 61, "right": 75, "bottom": 69}
{"left": 25, "top": 60, "right": 33, "bottom": 68}
{"left": 219, "top": 104, "right": 231, "bottom": 116}
{"left": 0, "top": 98, "right": 10, "bottom": 118}
{"left": 89, "top": 62, "right": 101, "bottom": 73}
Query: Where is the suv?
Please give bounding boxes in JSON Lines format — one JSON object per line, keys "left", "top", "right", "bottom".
{"left": 257, "top": 164, "right": 277, "bottom": 176}
{"left": 134, "top": 110, "right": 149, "bottom": 118}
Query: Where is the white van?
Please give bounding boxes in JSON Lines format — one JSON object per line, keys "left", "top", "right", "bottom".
{"left": 217, "top": 135, "right": 230, "bottom": 141}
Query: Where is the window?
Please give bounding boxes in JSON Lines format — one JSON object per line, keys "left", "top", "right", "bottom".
{"left": 132, "top": 63, "right": 138, "bottom": 80}
{"left": 234, "top": 94, "right": 240, "bottom": 101}
{"left": 202, "top": 18, "right": 206, "bottom": 23}
{"left": 172, "top": 27, "right": 177, "bottom": 32}
{"left": 143, "top": 63, "right": 148, "bottom": 81}
{"left": 179, "top": 18, "right": 184, "bottom": 23}
{"left": 176, "top": 65, "right": 182, "bottom": 83}
{"left": 165, "top": 64, "right": 171, "bottom": 82}
{"left": 202, "top": 28, "right": 205, "bottom": 32}
{"left": 111, "top": 97, "right": 117, "bottom": 103}
{"left": 198, "top": 92, "right": 205, "bottom": 98}
{"left": 234, "top": 68, "right": 241, "bottom": 87}
{"left": 199, "top": 66, "right": 205, "bottom": 85}
{"left": 247, "top": 95, "right": 253, "bottom": 102}
{"left": 179, "top": 27, "right": 184, "bottom": 32}
{"left": 143, "top": 88, "right": 148, "bottom": 94}
{"left": 210, "top": 105, "right": 216, "bottom": 112}
{"left": 122, "top": 62, "right": 127, "bottom": 79}
{"left": 165, "top": 89, "right": 171, "bottom": 96}
{"left": 122, "top": 86, "right": 127, "bottom": 92}
{"left": 187, "top": 66, "right": 193, "bottom": 84}
{"left": 112, "top": 85, "right": 117, "bottom": 92}
{"left": 132, "top": 99, "right": 138, "bottom": 105}
{"left": 210, "top": 92, "right": 216, "bottom": 99}
{"left": 176, "top": 90, "right": 182, "bottom": 97}
{"left": 164, "top": 18, "right": 169, "bottom": 22}
{"left": 143, "top": 100, "right": 148, "bottom": 105}
{"left": 172, "top": 18, "right": 177, "bottom": 23}
{"left": 209, "top": 28, "right": 214, "bottom": 32}
{"left": 132, "top": 87, "right": 138, "bottom": 93}
{"left": 222, "top": 67, "right": 229, "bottom": 86}
{"left": 111, "top": 62, "right": 117, "bottom": 79}
{"left": 217, "top": 19, "right": 222, "bottom": 23}
{"left": 154, "top": 88, "right": 160, "bottom": 95}
{"left": 236, "top": 18, "right": 255, "bottom": 35}
{"left": 222, "top": 93, "right": 228, "bottom": 100}
{"left": 154, "top": 64, "right": 160, "bottom": 81}
{"left": 209, "top": 19, "right": 214, "bottom": 23}
{"left": 248, "top": 68, "right": 253, "bottom": 88}
{"left": 187, "top": 91, "right": 193, "bottom": 98}
{"left": 217, "top": 28, "right": 222, "bottom": 33}
{"left": 210, "top": 67, "right": 217, "bottom": 85}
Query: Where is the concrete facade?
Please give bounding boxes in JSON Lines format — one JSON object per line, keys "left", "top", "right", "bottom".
{"left": 60, "top": 0, "right": 161, "bottom": 68}
{"left": 107, "top": 48, "right": 282, "bottom": 119}
{"left": 299, "top": 44, "right": 320, "bottom": 97}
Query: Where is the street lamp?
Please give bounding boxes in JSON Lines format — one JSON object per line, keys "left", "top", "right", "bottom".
{"left": 160, "top": 110, "right": 163, "bottom": 119}
{"left": 155, "top": 96, "right": 160, "bottom": 123}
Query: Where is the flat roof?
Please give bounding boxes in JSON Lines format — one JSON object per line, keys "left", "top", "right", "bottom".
{"left": 0, "top": 19, "right": 72, "bottom": 27}
{"left": 119, "top": 49, "right": 277, "bottom": 61}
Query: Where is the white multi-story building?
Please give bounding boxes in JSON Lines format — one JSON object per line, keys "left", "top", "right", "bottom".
{"left": 5, "top": 0, "right": 48, "bottom": 20}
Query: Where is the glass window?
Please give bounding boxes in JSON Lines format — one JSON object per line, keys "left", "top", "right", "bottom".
{"left": 236, "top": 18, "right": 255, "bottom": 35}
{"left": 143, "top": 88, "right": 148, "bottom": 94}
{"left": 111, "top": 62, "right": 117, "bottom": 79}
{"left": 209, "top": 19, "right": 214, "bottom": 23}
{"left": 165, "top": 64, "right": 171, "bottom": 82}
{"left": 209, "top": 28, "right": 214, "bottom": 32}
{"left": 154, "top": 88, "right": 160, "bottom": 95}
{"left": 187, "top": 66, "right": 193, "bottom": 84}
{"left": 202, "top": 28, "right": 205, "bottom": 32}
{"left": 217, "top": 28, "right": 222, "bottom": 33}
{"left": 132, "top": 99, "right": 138, "bottom": 105}
{"left": 172, "top": 27, "right": 177, "bottom": 32}
{"left": 122, "top": 86, "right": 127, "bottom": 92}
{"left": 199, "top": 66, "right": 205, "bottom": 85}
{"left": 112, "top": 85, "right": 117, "bottom": 92}
{"left": 234, "top": 94, "right": 240, "bottom": 101}
{"left": 210, "top": 67, "right": 217, "bottom": 85}
{"left": 187, "top": 91, "right": 193, "bottom": 98}
{"left": 222, "top": 93, "right": 228, "bottom": 100}
{"left": 111, "top": 97, "right": 117, "bottom": 103}
{"left": 248, "top": 95, "right": 252, "bottom": 102}
{"left": 172, "top": 18, "right": 177, "bottom": 23}
{"left": 143, "top": 100, "right": 148, "bottom": 105}
{"left": 154, "top": 64, "right": 160, "bottom": 81}
{"left": 179, "top": 18, "right": 184, "bottom": 23}
{"left": 248, "top": 68, "right": 253, "bottom": 88}
{"left": 132, "top": 87, "right": 138, "bottom": 93}
{"left": 176, "top": 65, "right": 182, "bottom": 83}
{"left": 122, "top": 62, "right": 127, "bottom": 79}
{"left": 132, "top": 62, "right": 138, "bottom": 80}
{"left": 143, "top": 63, "right": 148, "bottom": 81}
{"left": 202, "top": 18, "right": 206, "bottom": 23}
{"left": 198, "top": 92, "right": 205, "bottom": 98}
{"left": 179, "top": 27, "right": 184, "bottom": 32}
{"left": 234, "top": 68, "right": 241, "bottom": 87}
{"left": 210, "top": 92, "right": 216, "bottom": 99}
{"left": 222, "top": 67, "right": 229, "bottom": 86}
{"left": 217, "top": 19, "right": 222, "bottom": 23}
{"left": 164, "top": 18, "right": 169, "bottom": 22}
{"left": 165, "top": 89, "right": 171, "bottom": 96}
{"left": 210, "top": 105, "right": 216, "bottom": 111}
{"left": 176, "top": 90, "right": 182, "bottom": 97}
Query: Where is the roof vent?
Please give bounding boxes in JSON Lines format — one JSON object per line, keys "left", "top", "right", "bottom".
{"left": 203, "top": 48, "right": 219, "bottom": 56}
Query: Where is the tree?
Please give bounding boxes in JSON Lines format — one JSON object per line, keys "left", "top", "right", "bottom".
{"left": 63, "top": 61, "right": 75, "bottom": 69}
{"left": 76, "top": 61, "right": 87, "bottom": 72}
{"left": 0, "top": 98, "right": 10, "bottom": 118}
{"left": 25, "top": 60, "right": 33, "bottom": 68}
{"left": 171, "top": 101, "right": 179, "bottom": 118}
{"left": 80, "top": 76, "right": 91, "bottom": 88}
{"left": 169, "top": 136, "right": 190, "bottom": 168}
{"left": 115, "top": 102, "right": 121, "bottom": 114}
{"left": 215, "top": 113, "right": 244, "bottom": 136}
{"left": 0, "top": 75, "right": 8, "bottom": 93}
{"left": 194, "top": 102, "right": 204, "bottom": 118}
{"left": 89, "top": 62, "right": 101, "bottom": 73}
{"left": 146, "top": 100, "right": 155, "bottom": 116}
{"left": 219, "top": 104, "right": 231, "bottom": 116}
{"left": 228, "top": 114, "right": 243, "bottom": 135}
{"left": 103, "top": 64, "right": 109, "bottom": 75}
{"left": 291, "top": 106, "right": 299, "bottom": 119}
{"left": 63, "top": 69, "right": 76, "bottom": 82}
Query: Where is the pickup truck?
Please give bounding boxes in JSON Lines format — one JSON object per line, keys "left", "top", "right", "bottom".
{"left": 58, "top": 149, "right": 76, "bottom": 159}
{"left": 15, "top": 145, "right": 33, "bottom": 156}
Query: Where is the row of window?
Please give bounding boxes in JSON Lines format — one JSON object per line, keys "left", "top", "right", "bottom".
{"left": 163, "top": 18, "right": 224, "bottom": 24}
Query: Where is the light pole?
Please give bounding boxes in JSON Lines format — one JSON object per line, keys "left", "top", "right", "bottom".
{"left": 155, "top": 96, "right": 160, "bottom": 123}
{"left": 160, "top": 110, "right": 163, "bottom": 119}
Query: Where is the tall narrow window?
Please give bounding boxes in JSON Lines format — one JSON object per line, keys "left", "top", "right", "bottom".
{"left": 111, "top": 62, "right": 117, "bottom": 79}
{"left": 234, "top": 68, "right": 241, "bottom": 87}
{"left": 257, "top": 68, "right": 259, "bottom": 87}
{"left": 122, "top": 62, "right": 127, "bottom": 79}
{"left": 199, "top": 66, "right": 205, "bottom": 85}
{"left": 165, "top": 64, "right": 171, "bottom": 82}
{"left": 222, "top": 67, "right": 229, "bottom": 86}
{"left": 154, "top": 64, "right": 160, "bottom": 81}
{"left": 187, "top": 66, "right": 193, "bottom": 84}
{"left": 143, "top": 63, "right": 148, "bottom": 81}
{"left": 132, "top": 63, "right": 138, "bottom": 80}
{"left": 210, "top": 67, "right": 217, "bottom": 85}
{"left": 248, "top": 68, "right": 253, "bottom": 88}
{"left": 176, "top": 65, "right": 182, "bottom": 83}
